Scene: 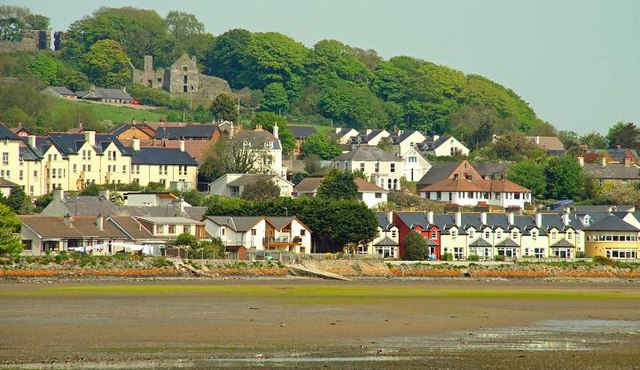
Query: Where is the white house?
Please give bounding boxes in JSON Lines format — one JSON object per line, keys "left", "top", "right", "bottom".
{"left": 362, "top": 212, "right": 400, "bottom": 258}
{"left": 389, "top": 130, "right": 427, "bottom": 156}
{"left": 208, "top": 173, "right": 294, "bottom": 198}
{"left": 420, "top": 135, "right": 469, "bottom": 157}
{"left": 401, "top": 146, "right": 431, "bottom": 182}
{"left": 333, "top": 127, "right": 359, "bottom": 144}
{"left": 331, "top": 146, "right": 404, "bottom": 190}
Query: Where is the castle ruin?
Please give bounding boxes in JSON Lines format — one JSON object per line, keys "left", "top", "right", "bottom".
{"left": 131, "top": 54, "right": 231, "bottom": 104}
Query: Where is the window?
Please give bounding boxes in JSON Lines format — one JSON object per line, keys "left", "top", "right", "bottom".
{"left": 48, "top": 154, "right": 52, "bottom": 162}
{"left": 251, "top": 228, "right": 257, "bottom": 236}
{"left": 179, "top": 166, "right": 187, "bottom": 175}
{"left": 484, "top": 231, "right": 490, "bottom": 239}
{"left": 534, "top": 248, "right": 545, "bottom": 258}
{"left": 408, "top": 156, "right": 417, "bottom": 163}
{"left": 360, "top": 162, "right": 365, "bottom": 171}
{"left": 391, "top": 230, "right": 397, "bottom": 238}
{"left": 168, "top": 225, "right": 176, "bottom": 234}
{"left": 496, "top": 230, "right": 502, "bottom": 239}
{"left": 183, "top": 85, "right": 188, "bottom": 93}
{"left": 454, "top": 247, "right": 463, "bottom": 260}
{"left": 531, "top": 230, "right": 538, "bottom": 240}
{"left": 451, "top": 230, "right": 457, "bottom": 239}
{"left": 390, "top": 163, "right": 395, "bottom": 173}
{"left": 108, "top": 151, "right": 116, "bottom": 161}
{"left": 122, "top": 165, "right": 126, "bottom": 174}
{"left": 19, "top": 170, "right": 23, "bottom": 180}
{"left": 511, "top": 231, "right": 518, "bottom": 239}
{"left": 374, "top": 162, "right": 379, "bottom": 173}
{"left": 183, "top": 226, "right": 190, "bottom": 234}
{"left": 431, "top": 230, "right": 437, "bottom": 239}
{"left": 375, "top": 192, "right": 382, "bottom": 198}
{"left": 468, "top": 230, "right": 475, "bottom": 239}
{"left": 2, "top": 152, "right": 8, "bottom": 165}
{"left": 33, "top": 170, "right": 37, "bottom": 178}
{"left": 182, "top": 66, "right": 188, "bottom": 72}
{"left": 567, "top": 232, "right": 573, "bottom": 240}
{"left": 29, "top": 185, "right": 34, "bottom": 196}
{"left": 159, "top": 179, "right": 166, "bottom": 186}
{"left": 300, "top": 229, "right": 306, "bottom": 236}
{"left": 221, "top": 227, "right": 225, "bottom": 236}
{"left": 73, "top": 164, "right": 77, "bottom": 173}
{"left": 155, "top": 225, "right": 163, "bottom": 234}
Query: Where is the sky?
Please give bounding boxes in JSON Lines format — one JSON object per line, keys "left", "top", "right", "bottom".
{"left": 6, "top": 0, "right": 640, "bottom": 134}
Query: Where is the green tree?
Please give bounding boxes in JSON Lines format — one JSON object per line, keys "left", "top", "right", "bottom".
{"left": 80, "top": 39, "right": 131, "bottom": 87}
{"left": 557, "top": 130, "right": 580, "bottom": 151}
{"left": 61, "top": 7, "right": 170, "bottom": 68}
{"left": 403, "top": 231, "right": 429, "bottom": 261}
{"left": 0, "top": 6, "right": 49, "bottom": 41}
{"left": 303, "top": 154, "right": 323, "bottom": 175}
{"left": 174, "top": 232, "right": 199, "bottom": 249}
{"left": 319, "top": 78, "right": 388, "bottom": 129}
{"left": 261, "top": 82, "right": 289, "bottom": 112}
{"left": 0, "top": 203, "right": 23, "bottom": 258}
{"left": 606, "top": 122, "right": 639, "bottom": 150}
{"left": 209, "top": 93, "right": 237, "bottom": 122}
{"left": 506, "top": 159, "right": 547, "bottom": 199}
{"left": 205, "top": 28, "right": 253, "bottom": 87}
{"left": 241, "top": 178, "right": 281, "bottom": 201}
{"left": 79, "top": 183, "right": 101, "bottom": 196}
{"left": 200, "top": 133, "right": 268, "bottom": 181}
{"left": 305, "top": 39, "right": 371, "bottom": 86}
{"left": 28, "top": 54, "right": 58, "bottom": 85}
{"left": 545, "top": 155, "right": 584, "bottom": 200}
{"left": 579, "top": 131, "right": 607, "bottom": 149}
{"left": 300, "top": 133, "right": 342, "bottom": 160}
{"left": 165, "top": 11, "right": 214, "bottom": 64}
{"left": 252, "top": 112, "right": 296, "bottom": 156}
{"left": 317, "top": 168, "right": 358, "bottom": 200}
{"left": 4, "top": 186, "right": 33, "bottom": 214}
{"left": 144, "top": 182, "right": 168, "bottom": 193}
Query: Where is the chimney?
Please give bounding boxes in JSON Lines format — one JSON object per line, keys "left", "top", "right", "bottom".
{"left": 480, "top": 212, "right": 487, "bottom": 225}
{"left": 577, "top": 156, "right": 584, "bottom": 166}
{"left": 387, "top": 211, "right": 394, "bottom": 225}
{"left": 27, "top": 135, "right": 36, "bottom": 148}
{"left": 455, "top": 211, "right": 462, "bottom": 226}
{"left": 179, "top": 139, "right": 185, "bottom": 152}
{"left": 601, "top": 156, "right": 607, "bottom": 167}
{"left": 535, "top": 136, "right": 540, "bottom": 144}
{"left": 84, "top": 131, "right": 95, "bottom": 146}
{"left": 536, "top": 212, "right": 543, "bottom": 228}
{"left": 433, "top": 134, "right": 440, "bottom": 141}
{"left": 508, "top": 212, "right": 515, "bottom": 225}
{"left": 365, "top": 129, "right": 372, "bottom": 135}
{"left": 144, "top": 55, "right": 153, "bottom": 71}
{"left": 63, "top": 213, "right": 73, "bottom": 227}
{"left": 100, "top": 189, "right": 110, "bottom": 201}
{"left": 272, "top": 123, "right": 279, "bottom": 139}
{"left": 335, "top": 127, "right": 341, "bottom": 134}
{"left": 562, "top": 212, "right": 570, "bottom": 227}
{"left": 55, "top": 188, "right": 64, "bottom": 201}
{"left": 624, "top": 157, "right": 632, "bottom": 168}
{"left": 617, "top": 144, "right": 622, "bottom": 150}
{"left": 427, "top": 211, "right": 434, "bottom": 225}
{"left": 96, "top": 214, "right": 104, "bottom": 231}
{"left": 132, "top": 137, "right": 140, "bottom": 151}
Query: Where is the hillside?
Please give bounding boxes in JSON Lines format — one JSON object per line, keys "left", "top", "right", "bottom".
{"left": 0, "top": 6, "right": 555, "bottom": 144}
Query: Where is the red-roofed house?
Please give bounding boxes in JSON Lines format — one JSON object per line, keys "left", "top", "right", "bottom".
{"left": 417, "top": 160, "right": 532, "bottom": 208}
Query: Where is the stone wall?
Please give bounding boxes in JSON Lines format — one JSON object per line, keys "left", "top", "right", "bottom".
{"left": 167, "top": 54, "right": 200, "bottom": 94}
{"left": 0, "top": 30, "right": 50, "bottom": 53}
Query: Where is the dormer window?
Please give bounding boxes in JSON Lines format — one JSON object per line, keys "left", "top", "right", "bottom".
{"left": 531, "top": 230, "right": 538, "bottom": 240}
{"left": 264, "top": 141, "right": 273, "bottom": 149}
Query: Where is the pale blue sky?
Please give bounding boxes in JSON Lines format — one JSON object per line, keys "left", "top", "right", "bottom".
{"left": 7, "top": 0, "right": 640, "bottom": 134}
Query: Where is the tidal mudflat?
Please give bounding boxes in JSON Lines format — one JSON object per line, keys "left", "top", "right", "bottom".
{"left": 1, "top": 278, "right": 639, "bottom": 369}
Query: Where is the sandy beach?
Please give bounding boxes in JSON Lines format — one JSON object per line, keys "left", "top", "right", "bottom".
{"left": 1, "top": 278, "right": 639, "bottom": 369}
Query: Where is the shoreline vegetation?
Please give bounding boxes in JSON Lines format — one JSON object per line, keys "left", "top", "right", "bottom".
{"left": 2, "top": 254, "right": 640, "bottom": 280}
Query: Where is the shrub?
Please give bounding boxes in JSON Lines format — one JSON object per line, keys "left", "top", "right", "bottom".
{"left": 441, "top": 252, "right": 454, "bottom": 261}
{"left": 54, "top": 251, "right": 69, "bottom": 264}
{"left": 494, "top": 255, "right": 506, "bottom": 262}
{"left": 593, "top": 255, "right": 615, "bottom": 266}
{"left": 467, "top": 254, "right": 479, "bottom": 261}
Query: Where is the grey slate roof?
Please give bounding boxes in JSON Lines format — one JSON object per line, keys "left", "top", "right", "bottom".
{"left": 417, "top": 162, "right": 459, "bottom": 186}
{"left": 47, "top": 133, "right": 129, "bottom": 156}
{"left": 0, "top": 178, "right": 20, "bottom": 187}
{"left": 109, "top": 123, "right": 134, "bottom": 136}
{"left": 582, "top": 163, "right": 640, "bottom": 180}
{"left": 333, "top": 146, "right": 401, "bottom": 162}
{"left": 227, "top": 174, "right": 277, "bottom": 187}
{"left": 389, "top": 130, "right": 420, "bottom": 144}
{"left": 469, "top": 238, "right": 492, "bottom": 247}
{"left": 551, "top": 239, "right": 575, "bottom": 248}
{"left": 238, "top": 130, "right": 281, "bottom": 150}
{"left": 266, "top": 216, "right": 295, "bottom": 230}
{"left": 584, "top": 214, "right": 640, "bottom": 231}
{"left": 154, "top": 125, "right": 217, "bottom": 140}
{"left": 79, "top": 88, "right": 133, "bottom": 101}
{"left": 496, "top": 239, "right": 519, "bottom": 247}
{"left": 130, "top": 147, "right": 197, "bottom": 166}
{"left": 376, "top": 213, "right": 394, "bottom": 230}
{"left": 395, "top": 212, "right": 430, "bottom": 229}
{"left": 205, "top": 216, "right": 264, "bottom": 232}
{"left": 288, "top": 125, "right": 317, "bottom": 139}
{"left": 0, "top": 123, "right": 22, "bottom": 140}
{"left": 49, "top": 86, "right": 76, "bottom": 96}
{"left": 374, "top": 236, "right": 398, "bottom": 246}
{"left": 471, "top": 162, "right": 514, "bottom": 179}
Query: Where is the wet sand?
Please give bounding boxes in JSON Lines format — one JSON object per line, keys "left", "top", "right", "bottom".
{"left": 1, "top": 278, "right": 639, "bottom": 369}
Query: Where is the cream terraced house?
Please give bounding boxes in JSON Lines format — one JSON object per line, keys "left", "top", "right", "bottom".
{"left": 331, "top": 146, "right": 404, "bottom": 190}
{"left": 0, "top": 122, "right": 198, "bottom": 196}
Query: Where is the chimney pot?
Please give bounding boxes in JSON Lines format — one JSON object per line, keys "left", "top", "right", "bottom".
{"left": 427, "top": 211, "right": 434, "bottom": 225}
{"left": 97, "top": 214, "right": 104, "bottom": 231}
{"left": 179, "top": 139, "right": 185, "bottom": 152}
{"left": 132, "top": 137, "right": 140, "bottom": 151}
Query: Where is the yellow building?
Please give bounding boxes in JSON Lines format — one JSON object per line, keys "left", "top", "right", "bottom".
{"left": 130, "top": 138, "right": 198, "bottom": 191}
{"left": 584, "top": 214, "right": 640, "bottom": 260}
